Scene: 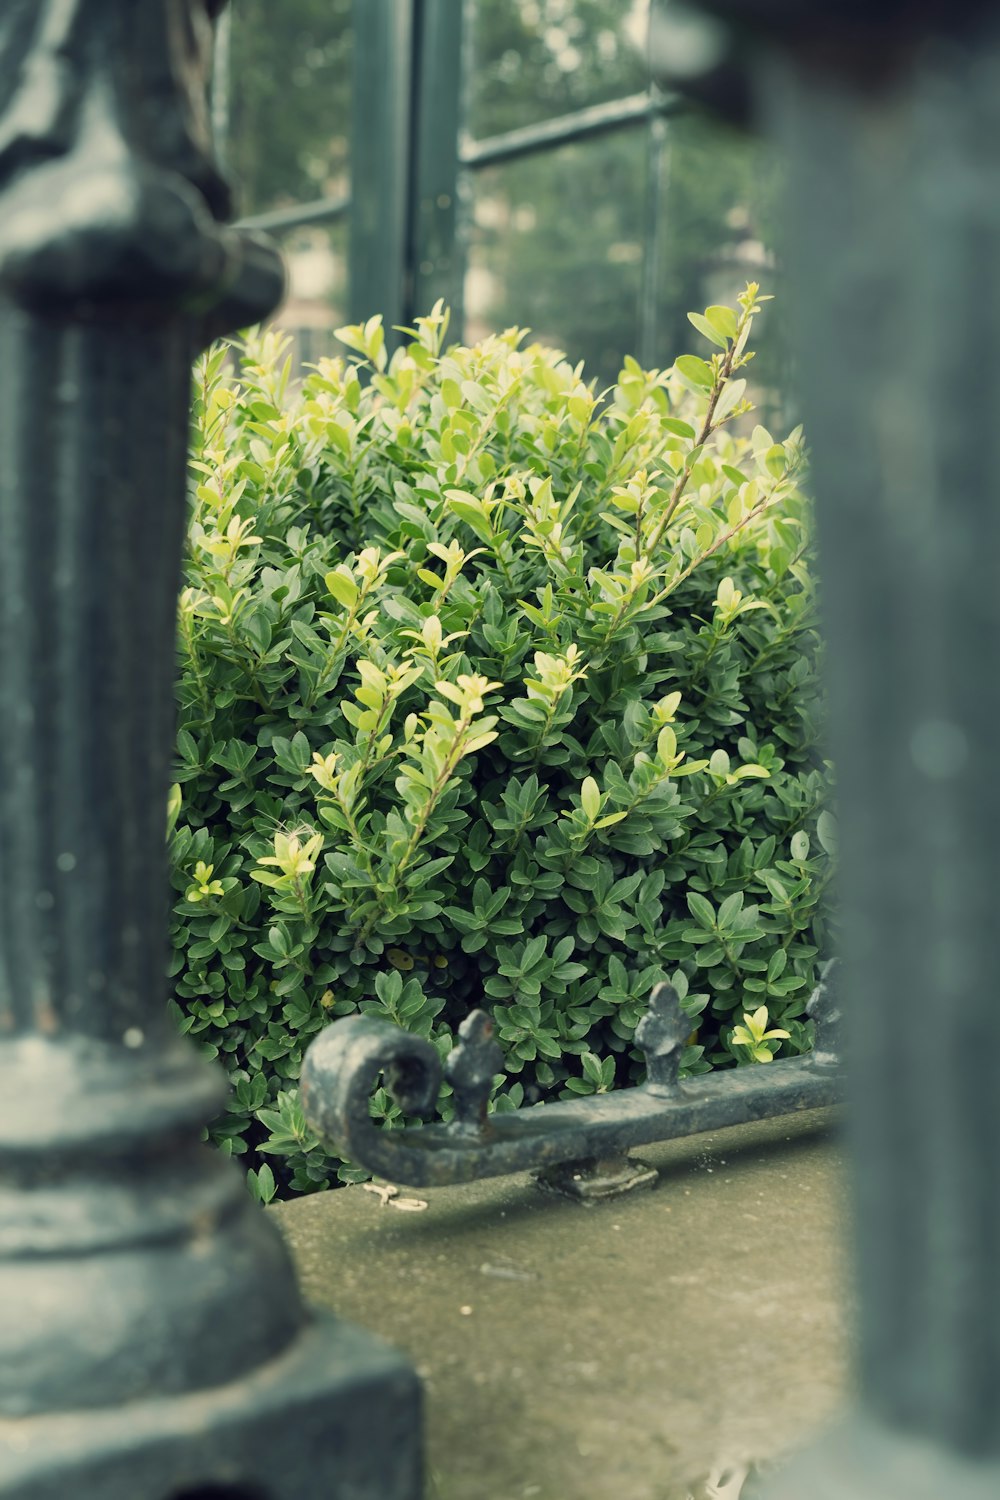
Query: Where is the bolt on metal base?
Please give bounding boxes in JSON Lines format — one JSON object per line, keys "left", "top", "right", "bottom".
{"left": 534, "top": 1153, "right": 659, "bottom": 1202}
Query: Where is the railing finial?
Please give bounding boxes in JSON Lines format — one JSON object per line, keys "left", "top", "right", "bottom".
{"left": 445, "top": 1009, "right": 504, "bottom": 1136}
{"left": 806, "top": 959, "right": 840, "bottom": 1069}
{"left": 636, "top": 982, "right": 689, "bottom": 1092}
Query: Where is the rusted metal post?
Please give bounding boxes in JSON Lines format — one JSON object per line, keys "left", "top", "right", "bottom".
{"left": 654, "top": 2, "right": 1000, "bottom": 1494}
{"left": 0, "top": 5, "right": 420, "bottom": 1496}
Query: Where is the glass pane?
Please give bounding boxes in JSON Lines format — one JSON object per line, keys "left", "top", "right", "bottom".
{"left": 228, "top": 0, "right": 353, "bottom": 216}
{"left": 651, "top": 113, "right": 790, "bottom": 428}
{"left": 465, "top": 130, "right": 647, "bottom": 392}
{"left": 268, "top": 221, "right": 349, "bottom": 377}
{"left": 463, "top": 112, "right": 788, "bottom": 411}
{"left": 465, "top": 0, "right": 651, "bottom": 140}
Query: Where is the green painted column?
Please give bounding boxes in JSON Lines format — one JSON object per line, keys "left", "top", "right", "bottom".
{"left": 0, "top": 4, "right": 420, "bottom": 1496}
{"left": 349, "top": 0, "right": 463, "bottom": 348}
{"left": 349, "top": 0, "right": 416, "bottom": 340}
{"left": 654, "top": 2, "right": 1000, "bottom": 1494}
{"left": 409, "top": 0, "right": 465, "bottom": 327}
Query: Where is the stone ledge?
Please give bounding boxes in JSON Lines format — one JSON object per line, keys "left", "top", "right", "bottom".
{"left": 272, "top": 1107, "right": 849, "bottom": 1500}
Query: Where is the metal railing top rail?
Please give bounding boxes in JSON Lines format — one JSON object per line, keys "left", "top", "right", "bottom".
{"left": 459, "top": 86, "right": 685, "bottom": 171}
{"left": 236, "top": 191, "right": 352, "bottom": 235}
{"left": 300, "top": 968, "right": 841, "bottom": 1199}
{"left": 233, "top": 90, "right": 683, "bottom": 240}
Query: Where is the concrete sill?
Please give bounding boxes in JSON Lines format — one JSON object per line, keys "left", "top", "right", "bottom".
{"left": 272, "top": 1108, "right": 849, "bottom": 1500}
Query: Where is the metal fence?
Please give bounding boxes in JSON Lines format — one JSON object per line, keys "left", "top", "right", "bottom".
{"left": 3, "top": 2, "right": 1000, "bottom": 1499}
{"left": 300, "top": 971, "right": 841, "bottom": 1199}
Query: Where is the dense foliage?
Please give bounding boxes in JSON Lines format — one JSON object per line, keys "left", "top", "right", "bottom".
{"left": 171, "top": 289, "right": 833, "bottom": 1201}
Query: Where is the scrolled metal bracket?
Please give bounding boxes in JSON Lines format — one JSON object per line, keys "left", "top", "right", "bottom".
{"left": 301, "top": 975, "right": 843, "bottom": 1193}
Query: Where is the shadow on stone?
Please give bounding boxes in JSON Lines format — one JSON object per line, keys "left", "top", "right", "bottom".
{"left": 168, "top": 1487, "right": 270, "bottom": 1500}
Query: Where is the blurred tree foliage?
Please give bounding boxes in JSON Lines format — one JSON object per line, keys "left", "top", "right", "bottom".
{"left": 467, "top": 2, "right": 786, "bottom": 396}
{"left": 228, "top": 0, "right": 352, "bottom": 215}
{"left": 466, "top": 0, "right": 652, "bottom": 135}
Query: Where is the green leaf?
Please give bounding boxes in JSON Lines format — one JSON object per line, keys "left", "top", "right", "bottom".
{"left": 580, "top": 776, "right": 601, "bottom": 820}
{"left": 166, "top": 783, "right": 182, "bottom": 838}
{"left": 716, "top": 891, "right": 744, "bottom": 929}
{"left": 686, "top": 312, "right": 728, "bottom": 351}
{"left": 765, "top": 444, "right": 787, "bottom": 478}
{"left": 709, "top": 749, "right": 731, "bottom": 778}
{"left": 248, "top": 1163, "right": 277, "bottom": 1204}
{"left": 656, "top": 725, "right": 677, "bottom": 765}
{"left": 675, "top": 354, "right": 714, "bottom": 389}
{"left": 731, "top": 764, "right": 770, "bottom": 781}
{"left": 791, "top": 831, "right": 811, "bottom": 862}
{"left": 324, "top": 568, "right": 359, "bottom": 608}
{"left": 581, "top": 1052, "right": 603, "bottom": 1085}
{"left": 816, "top": 811, "right": 838, "bottom": 856}
{"left": 686, "top": 893, "right": 716, "bottom": 930}
{"left": 445, "top": 492, "right": 495, "bottom": 544}
{"left": 705, "top": 304, "right": 739, "bottom": 339}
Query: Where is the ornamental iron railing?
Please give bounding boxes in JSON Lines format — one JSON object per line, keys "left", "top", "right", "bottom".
{"left": 300, "top": 972, "right": 840, "bottom": 1199}
{"left": 3, "top": 3, "right": 1000, "bottom": 1500}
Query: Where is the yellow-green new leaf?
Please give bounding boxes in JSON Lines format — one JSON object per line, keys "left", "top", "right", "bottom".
{"left": 687, "top": 311, "right": 729, "bottom": 350}
{"left": 580, "top": 776, "right": 602, "bottom": 820}
{"left": 675, "top": 354, "right": 714, "bottom": 389}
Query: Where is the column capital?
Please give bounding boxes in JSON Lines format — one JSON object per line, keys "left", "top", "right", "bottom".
{"left": 657, "top": 0, "right": 996, "bottom": 38}
{"left": 651, "top": 0, "right": 1000, "bottom": 115}
{"left": 0, "top": 0, "right": 281, "bottom": 319}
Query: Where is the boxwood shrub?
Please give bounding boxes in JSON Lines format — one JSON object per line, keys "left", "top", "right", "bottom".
{"left": 170, "top": 286, "right": 834, "bottom": 1200}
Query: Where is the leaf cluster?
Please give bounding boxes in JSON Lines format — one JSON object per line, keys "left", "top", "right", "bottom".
{"left": 171, "top": 290, "right": 834, "bottom": 1199}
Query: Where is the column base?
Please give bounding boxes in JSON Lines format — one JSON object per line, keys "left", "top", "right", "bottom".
{"left": 0, "top": 1312, "right": 421, "bottom": 1500}
{"left": 745, "top": 1417, "right": 1000, "bottom": 1500}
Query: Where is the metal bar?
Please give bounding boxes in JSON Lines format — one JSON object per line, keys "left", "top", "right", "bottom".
{"left": 460, "top": 89, "right": 685, "bottom": 172}
{"left": 638, "top": 0, "right": 669, "bottom": 368}
{"left": 0, "top": 4, "right": 420, "bottom": 1495}
{"left": 302, "top": 976, "right": 841, "bottom": 1191}
{"left": 638, "top": 104, "right": 671, "bottom": 370}
{"left": 409, "top": 0, "right": 465, "bottom": 325}
{"left": 237, "top": 192, "right": 352, "bottom": 235}
{"left": 349, "top": 0, "right": 416, "bottom": 341}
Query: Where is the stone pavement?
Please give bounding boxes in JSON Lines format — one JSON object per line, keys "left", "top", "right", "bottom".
{"left": 272, "top": 1107, "right": 849, "bottom": 1500}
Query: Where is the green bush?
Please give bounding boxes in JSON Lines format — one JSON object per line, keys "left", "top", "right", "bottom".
{"left": 170, "top": 287, "right": 834, "bottom": 1201}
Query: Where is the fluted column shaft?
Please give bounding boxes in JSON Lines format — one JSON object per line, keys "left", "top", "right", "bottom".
{"left": 0, "top": 316, "right": 189, "bottom": 1046}
{"left": 0, "top": 5, "right": 421, "bottom": 1495}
